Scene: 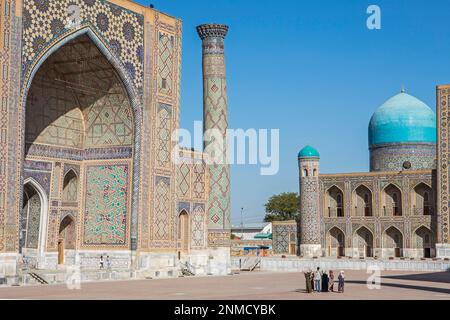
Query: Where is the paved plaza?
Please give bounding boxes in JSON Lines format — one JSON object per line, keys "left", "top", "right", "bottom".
{"left": 0, "top": 270, "right": 448, "bottom": 300}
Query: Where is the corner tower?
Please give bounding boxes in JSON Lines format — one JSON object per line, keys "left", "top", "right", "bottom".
{"left": 298, "top": 146, "right": 322, "bottom": 258}
{"left": 197, "top": 24, "right": 231, "bottom": 273}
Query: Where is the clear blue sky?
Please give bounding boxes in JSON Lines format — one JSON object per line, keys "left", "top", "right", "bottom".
{"left": 135, "top": 0, "right": 450, "bottom": 226}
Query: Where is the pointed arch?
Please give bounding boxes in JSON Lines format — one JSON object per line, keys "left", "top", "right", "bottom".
{"left": 353, "top": 185, "right": 373, "bottom": 217}
{"left": 325, "top": 185, "right": 345, "bottom": 217}
{"left": 412, "top": 181, "right": 432, "bottom": 190}
{"left": 60, "top": 211, "right": 76, "bottom": 223}
{"left": 327, "top": 225, "right": 345, "bottom": 234}
{"left": 303, "top": 168, "right": 308, "bottom": 177}
{"left": 59, "top": 214, "right": 76, "bottom": 249}
{"left": 62, "top": 169, "right": 78, "bottom": 202}
{"left": 22, "top": 26, "right": 141, "bottom": 110}
{"left": 382, "top": 184, "right": 402, "bottom": 216}
{"left": 382, "top": 182, "right": 402, "bottom": 192}
{"left": 351, "top": 183, "right": 373, "bottom": 194}
{"left": 178, "top": 209, "right": 190, "bottom": 252}
{"left": 383, "top": 225, "right": 404, "bottom": 240}
{"left": 20, "top": 26, "right": 143, "bottom": 250}
{"left": 411, "top": 224, "right": 435, "bottom": 258}
{"left": 412, "top": 224, "right": 433, "bottom": 235}
{"left": 412, "top": 182, "right": 433, "bottom": 216}
{"left": 327, "top": 185, "right": 344, "bottom": 194}
{"left": 21, "top": 178, "right": 49, "bottom": 257}
{"left": 383, "top": 226, "right": 404, "bottom": 258}
{"left": 353, "top": 225, "right": 374, "bottom": 237}
{"left": 327, "top": 226, "right": 346, "bottom": 257}
{"left": 353, "top": 226, "right": 374, "bottom": 257}
{"left": 58, "top": 213, "right": 77, "bottom": 265}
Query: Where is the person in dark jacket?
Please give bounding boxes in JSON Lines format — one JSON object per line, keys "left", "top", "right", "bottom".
{"left": 321, "top": 272, "right": 329, "bottom": 292}
{"left": 304, "top": 271, "right": 313, "bottom": 293}
{"left": 99, "top": 255, "right": 104, "bottom": 269}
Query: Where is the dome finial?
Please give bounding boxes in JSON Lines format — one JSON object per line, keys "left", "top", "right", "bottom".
{"left": 401, "top": 85, "right": 406, "bottom": 93}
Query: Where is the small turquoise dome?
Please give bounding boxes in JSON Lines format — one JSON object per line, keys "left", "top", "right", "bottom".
{"left": 298, "top": 145, "right": 320, "bottom": 158}
{"left": 369, "top": 91, "right": 436, "bottom": 146}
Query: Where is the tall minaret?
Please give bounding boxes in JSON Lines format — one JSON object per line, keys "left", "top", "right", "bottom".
{"left": 298, "top": 146, "right": 322, "bottom": 258}
{"left": 197, "top": 24, "right": 231, "bottom": 248}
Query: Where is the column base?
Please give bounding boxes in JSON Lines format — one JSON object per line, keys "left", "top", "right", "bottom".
{"left": 300, "top": 244, "right": 321, "bottom": 258}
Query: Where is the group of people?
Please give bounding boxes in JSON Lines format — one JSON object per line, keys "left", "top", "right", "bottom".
{"left": 99, "top": 255, "right": 112, "bottom": 270}
{"left": 304, "top": 268, "right": 345, "bottom": 293}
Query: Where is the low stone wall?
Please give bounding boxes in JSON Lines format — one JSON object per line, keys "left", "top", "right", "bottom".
{"left": 232, "top": 257, "right": 450, "bottom": 272}
{"left": 19, "top": 270, "right": 135, "bottom": 286}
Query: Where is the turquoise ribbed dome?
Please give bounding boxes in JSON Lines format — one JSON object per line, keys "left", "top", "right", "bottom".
{"left": 298, "top": 145, "right": 320, "bottom": 158}
{"left": 369, "top": 92, "right": 436, "bottom": 146}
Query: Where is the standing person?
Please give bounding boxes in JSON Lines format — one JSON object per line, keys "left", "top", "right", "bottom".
{"left": 106, "top": 255, "right": 111, "bottom": 270}
{"left": 329, "top": 270, "right": 335, "bottom": 292}
{"left": 338, "top": 270, "right": 345, "bottom": 293}
{"left": 99, "top": 255, "right": 104, "bottom": 269}
{"left": 314, "top": 267, "right": 322, "bottom": 292}
{"left": 304, "top": 270, "right": 312, "bottom": 293}
{"left": 321, "top": 272, "right": 329, "bottom": 292}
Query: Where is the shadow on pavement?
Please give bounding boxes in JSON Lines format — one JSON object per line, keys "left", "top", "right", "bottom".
{"left": 346, "top": 280, "right": 450, "bottom": 295}
{"left": 381, "top": 271, "right": 450, "bottom": 284}
{"left": 293, "top": 288, "right": 342, "bottom": 294}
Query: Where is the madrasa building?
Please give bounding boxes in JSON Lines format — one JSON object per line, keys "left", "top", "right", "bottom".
{"left": 0, "top": 0, "right": 232, "bottom": 280}
{"left": 273, "top": 88, "right": 450, "bottom": 260}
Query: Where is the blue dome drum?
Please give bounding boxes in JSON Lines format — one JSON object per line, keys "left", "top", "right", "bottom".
{"left": 369, "top": 91, "right": 436, "bottom": 172}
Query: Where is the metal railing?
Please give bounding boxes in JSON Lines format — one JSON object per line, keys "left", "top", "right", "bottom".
{"left": 353, "top": 206, "right": 372, "bottom": 217}
{"left": 383, "top": 206, "right": 402, "bottom": 216}
{"left": 328, "top": 207, "right": 345, "bottom": 217}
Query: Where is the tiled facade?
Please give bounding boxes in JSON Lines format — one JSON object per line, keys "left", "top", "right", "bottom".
{"left": 317, "top": 170, "right": 437, "bottom": 259}
{"left": 273, "top": 169, "right": 439, "bottom": 259}
{"left": 370, "top": 143, "right": 436, "bottom": 172}
{"left": 272, "top": 221, "right": 299, "bottom": 255}
{"left": 436, "top": 85, "right": 450, "bottom": 257}
{"left": 197, "top": 25, "right": 232, "bottom": 245}
{"left": 0, "top": 0, "right": 231, "bottom": 278}
{"left": 273, "top": 88, "right": 450, "bottom": 260}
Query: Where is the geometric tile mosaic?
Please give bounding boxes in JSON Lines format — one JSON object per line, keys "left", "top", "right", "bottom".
{"left": 22, "top": 0, "right": 144, "bottom": 91}
{"left": 83, "top": 164, "right": 129, "bottom": 246}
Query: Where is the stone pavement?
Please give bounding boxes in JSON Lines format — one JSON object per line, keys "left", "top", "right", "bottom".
{"left": 0, "top": 270, "right": 448, "bottom": 300}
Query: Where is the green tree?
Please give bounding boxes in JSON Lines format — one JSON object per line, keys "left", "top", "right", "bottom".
{"left": 264, "top": 192, "right": 300, "bottom": 222}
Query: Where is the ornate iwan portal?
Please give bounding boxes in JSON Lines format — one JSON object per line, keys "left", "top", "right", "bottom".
{"left": 0, "top": 0, "right": 231, "bottom": 279}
